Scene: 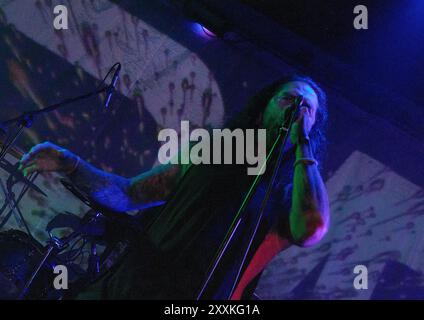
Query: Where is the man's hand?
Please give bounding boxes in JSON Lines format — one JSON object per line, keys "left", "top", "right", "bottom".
{"left": 18, "top": 141, "right": 78, "bottom": 177}
{"left": 290, "top": 106, "right": 314, "bottom": 146}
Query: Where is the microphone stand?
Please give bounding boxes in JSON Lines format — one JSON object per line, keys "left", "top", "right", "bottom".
{"left": 0, "top": 86, "right": 108, "bottom": 161}
{"left": 0, "top": 63, "right": 120, "bottom": 231}
{"left": 197, "top": 96, "right": 304, "bottom": 300}
{"left": 0, "top": 62, "right": 121, "bottom": 164}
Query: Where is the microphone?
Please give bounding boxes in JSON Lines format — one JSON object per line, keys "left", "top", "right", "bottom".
{"left": 104, "top": 63, "right": 121, "bottom": 108}
{"left": 291, "top": 95, "right": 304, "bottom": 119}
{"left": 281, "top": 95, "right": 304, "bottom": 131}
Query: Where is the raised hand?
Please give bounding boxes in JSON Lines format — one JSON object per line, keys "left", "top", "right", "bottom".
{"left": 290, "top": 106, "right": 314, "bottom": 146}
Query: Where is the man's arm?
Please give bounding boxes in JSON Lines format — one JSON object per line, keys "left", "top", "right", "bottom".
{"left": 19, "top": 142, "right": 182, "bottom": 213}
{"left": 289, "top": 141, "right": 330, "bottom": 247}
{"left": 66, "top": 160, "right": 181, "bottom": 212}
{"left": 286, "top": 104, "right": 330, "bottom": 247}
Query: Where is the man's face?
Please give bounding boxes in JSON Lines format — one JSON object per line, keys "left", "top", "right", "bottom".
{"left": 263, "top": 81, "right": 319, "bottom": 130}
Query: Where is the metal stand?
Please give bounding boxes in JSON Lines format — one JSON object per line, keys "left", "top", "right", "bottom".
{"left": 17, "top": 211, "right": 103, "bottom": 300}
{"left": 197, "top": 96, "right": 304, "bottom": 300}
{"left": 0, "top": 173, "right": 38, "bottom": 236}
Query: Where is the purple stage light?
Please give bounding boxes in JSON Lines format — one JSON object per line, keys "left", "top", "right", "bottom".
{"left": 201, "top": 25, "right": 217, "bottom": 38}
{"left": 191, "top": 23, "right": 217, "bottom": 38}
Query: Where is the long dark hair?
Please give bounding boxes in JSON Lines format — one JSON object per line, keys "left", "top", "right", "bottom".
{"left": 226, "top": 74, "right": 328, "bottom": 169}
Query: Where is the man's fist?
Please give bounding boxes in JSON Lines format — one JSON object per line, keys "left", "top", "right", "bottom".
{"left": 18, "top": 141, "right": 78, "bottom": 177}
{"left": 290, "top": 106, "right": 314, "bottom": 146}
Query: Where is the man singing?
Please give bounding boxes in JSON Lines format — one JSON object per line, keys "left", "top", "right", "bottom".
{"left": 19, "top": 75, "right": 330, "bottom": 300}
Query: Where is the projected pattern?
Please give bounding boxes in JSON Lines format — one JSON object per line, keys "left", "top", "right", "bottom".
{"left": 256, "top": 151, "right": 424, "bottom": 299}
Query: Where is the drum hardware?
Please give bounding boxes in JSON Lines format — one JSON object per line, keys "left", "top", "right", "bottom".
{"left": 17, "top": 210, "right": 104, "bottom": 300}
{"left": 0, "top": 172, "right": 40, "bottom": 235}
{"left": 87, "top": 239, "right": 100, "bottom": 277}
{"left": 0, "top": 176, "right": 137, "bottom": 299}
{"left": 0, "top": 148, "right": 47, "bottom": 233}
{"left": 0, "top": 158, "right": 46, "bottom": 197}
{"left": 17, "top": 239, "right": 57, "bottom": 300}
{"left": 0, "top": 230, "right": 52, "bottom": 299}
{"left": 0, "top": 63, "right": 124, "bottom": 299}
{"left": 0, "top": 179, "right": 31, "bottom": 235}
